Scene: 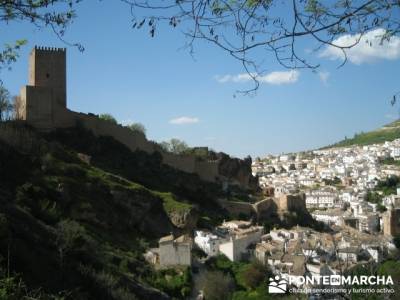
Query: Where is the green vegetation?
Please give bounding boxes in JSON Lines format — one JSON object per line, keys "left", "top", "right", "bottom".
{"left": 0, "top": 124, "right": 214, "bottom": 299}
{"left": 376, "top": 260, "right": 400, "bottom": 299}
{"left": 0, "top": 86, "right": 13, "bottom": 121}
{"left": 198, "top": 270, "right": 235, "bottom": 300}
{"left": 147, "top": 267, "right": 192, "bottom": 299}
{"left": 380, "top": 157, "right": 400, "bottom": 166}
{"left": 160, "top": 138, "right": 189, "bottom": 154}
{"left": 203, "top": 255, "right": 272, "bottom": 300}
{"left": 99, "top": 113, "right": 118, "bottom": 125}
{"left": 326, "top": 120, "right": 400, "bottom": 148}
{"left": 126, "top": 122, "right": 146, "bottom": 136}
{"left": 364, "top": 175, "right": 400, "bottom": 212}
{"left": 156, "top": 192, "right": 193, "bottom": 214}
{"left": 374, "top": 175, "right": 400, "bottom": 195}
{"left": 322, "top": 176, "right": 341, "bottom": 186}
{"left": 46, "top": 125, "right": 225, "bottom": 215}
{"left": 365, "top": 192, "right": 386, "bottom": 212}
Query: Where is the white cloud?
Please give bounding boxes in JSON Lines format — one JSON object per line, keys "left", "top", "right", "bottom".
{"left": 215, "top": 70, "right": 300, "bottom": 85}
{"left": 318, "top": 71, "right": 330, "bottom": 85}
{"left": 169, "top": 116, "right": 199, "bottom": 125}
{"left": 320, "top": 28, "right": 400, "bottom": 64}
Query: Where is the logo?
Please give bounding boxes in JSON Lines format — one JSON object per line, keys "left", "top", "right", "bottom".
{"left": 268, "top": 275, "right": 287, "bottom": 294}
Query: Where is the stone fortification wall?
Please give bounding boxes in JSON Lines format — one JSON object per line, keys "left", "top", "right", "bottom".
{"left": 194, "top": 160, "right": 219, "bottom": 183}
{"left": 17, "top": 46, "right": 256, "bottom": 187}
{"left": 161, "top": 152, "right": 196, "bottom": 174}
{"left": 274, "top": 193, "right": 306, "bottom": 212}
{"left": 217, "top": 197, "right": 277, "bottom": 220}
{"left": 50, "top": 109, "right": 221, "bottom": 182}
{"left": 66, "top": 111, "right": 156, "bottom": 153}
{"left": 216, "top": 199, "right": 255, "bottom": 218}
{"left": 0, "top": 123, "right": 41, "bottom": 153}
{"left": 217, "top": 195, "right": 306, "bottom": 221}
{"left": 253, "top": 198, "right": 276, "bottom": 219}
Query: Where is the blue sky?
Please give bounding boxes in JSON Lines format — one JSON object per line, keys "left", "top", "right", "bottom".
{"left": 1, "top": 1, "right": 400, "bottom": 158}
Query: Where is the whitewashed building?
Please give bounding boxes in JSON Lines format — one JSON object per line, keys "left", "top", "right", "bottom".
{"left": 194, "top": 231, "right": 223, "bottom": 257}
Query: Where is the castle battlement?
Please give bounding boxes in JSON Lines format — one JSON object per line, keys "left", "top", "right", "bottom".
{"left": 33, "top": 46, "right": 66, "bottom": 52}
{"left": 16, "top": 46, "right": 256, "bottom": 189}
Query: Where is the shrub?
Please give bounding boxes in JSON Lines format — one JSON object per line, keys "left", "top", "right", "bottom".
{"left": 126, "top": 123, "right": 146, "bottom": 136}
{"left": 198, "top": 270, "right": 235, "bottom": 300}
{"left": 99, "top": 114, "right": 118, "bottom": 125}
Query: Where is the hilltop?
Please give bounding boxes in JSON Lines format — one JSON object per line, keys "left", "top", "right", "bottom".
{"left": 324, "top": 119, "right": 400, "bottom": 149}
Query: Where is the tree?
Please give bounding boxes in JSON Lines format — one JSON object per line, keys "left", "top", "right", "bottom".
{"left": 161, "top": 138, "right": 190, "bottom": 154}
{"left": 2, "top": 1, "right": 400, "bottom": 92}
{"left": 12, "top": 96, "right": 21, "bottom": 120}
{"left": 125, "top": 0, "right": 400, "bottom": 92}
{"left": 0, "top": 1, "right": 82, "bottom": 73}
{"left": 126, "top": 122, "right": 146, "bottom": 135}
{"left": 99, "top": 113, "right": 118, "bottom": 125}
{"left": 170, "top": 138, "right": 189, "bottom": 154}
{"left": 198, "top": 270, "right": 235, "bottom": 300}
{"left": 0, "top": 86, "right": 12, "bottom": 121}
{"left": 56, "top": 219, "right": 87, "bottom": 265}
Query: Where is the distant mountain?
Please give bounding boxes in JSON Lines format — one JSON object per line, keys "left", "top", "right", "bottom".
{"left": 324, "top": 120, "right": 400, "bottom": 148}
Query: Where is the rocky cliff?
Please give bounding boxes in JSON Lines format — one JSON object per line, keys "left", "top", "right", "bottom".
{"left": 215, "top": 153, "right": 259, "bottom": 191}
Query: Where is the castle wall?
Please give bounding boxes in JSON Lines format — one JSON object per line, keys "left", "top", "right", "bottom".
{"left": 0, "top": 123, "right": 41, "bottom": 153}
{"left": 216, "top": 199, "right": 255, "bottom": 218}
{"left": 194, "top": 160, "right": 219, "bottom": 182}
{"left": 383, "top": 209, "right": 400, "bottom": 237}
{"left": 162, "top": 152, "right": 197, "bottom": 174}
{"left": 275, "top": 194, "right": 306, "bottom": 212}
{"left": 63, "top": 111, "right": 156, "bottom": 153}
{"left": 16, "top": 46, "right": 257, "bottom": 187}
{"left": 253, "top": 198, "right": 276, "bottom": 220}
{"left": 52, "top": 109, "right": 221, "bottom": 182}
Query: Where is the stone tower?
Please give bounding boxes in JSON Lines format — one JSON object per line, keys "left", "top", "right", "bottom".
{"left": 383, "top": 208, "right": 400, "bottom": 237}
{"left": 18, "top": 46, "right": 67, "bottom": 130}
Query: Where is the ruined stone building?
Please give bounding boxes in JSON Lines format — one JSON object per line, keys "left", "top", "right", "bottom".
{"left": 15, "top": 46, "right": 257, "bottom": 189}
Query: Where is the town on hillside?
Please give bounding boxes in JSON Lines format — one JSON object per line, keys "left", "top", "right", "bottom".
{"left": 145, "top": 139, "right": 400, "bottom": 297}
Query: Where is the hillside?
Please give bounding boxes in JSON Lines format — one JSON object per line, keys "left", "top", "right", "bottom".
{"left": 0, "top": 122, "right": 321, "bottom": 299}
{"left": 0, "top": 123, "right": 231, "bottom": 299}
{"left": 325, "top": 119, "right": 400, "bottom": 148}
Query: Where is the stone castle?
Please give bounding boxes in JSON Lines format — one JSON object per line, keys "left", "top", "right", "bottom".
{"left": 16, "top": 46, "right": 256, "bottom": 188}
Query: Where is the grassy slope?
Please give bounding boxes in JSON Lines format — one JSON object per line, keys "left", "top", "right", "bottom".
{"left": 0, "top": 126, "right": 205, "bottom": 299}
{"left": 325, "top": 120, "right": 400, "bottom": 148}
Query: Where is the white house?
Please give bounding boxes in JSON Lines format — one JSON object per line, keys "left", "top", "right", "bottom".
{"left": 218, "top": 225, "right": 264, "bottom": 261}
{"left": 194, "top": 231, "right": 223, "bottom": 257}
